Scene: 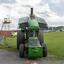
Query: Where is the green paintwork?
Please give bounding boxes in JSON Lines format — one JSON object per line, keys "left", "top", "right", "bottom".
{"left": 29, "top": 18, "right": 39, "bottom": 30}
{"left": 18, "top": 8, "right": 48, "bottom": 59}
{"left": 28, "top": 47, "right": 43, "bottom": 58}
{"left": 27, "top": 37, "right": 43, "bottom": 58}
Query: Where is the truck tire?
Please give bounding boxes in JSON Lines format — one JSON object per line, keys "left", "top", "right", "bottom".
{"left": 17, "top": 30, "right": 25, "bottom": 50}
{"left": 19, "top": 44, "right": 24, "bottom": 58}
{"left": 38, "top": 30, "right": 44, "bottom": 45}
{"left": 43, "top": 44, "right": 47, "bottom": 57}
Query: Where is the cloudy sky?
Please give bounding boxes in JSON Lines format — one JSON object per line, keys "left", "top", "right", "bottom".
{"left": 0, "top": 0, "right": 64, "bottom": 29}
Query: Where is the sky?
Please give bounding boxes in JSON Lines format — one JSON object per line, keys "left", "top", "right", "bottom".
{"left": 0, "top": 0, "right": 64, "bottom": 30}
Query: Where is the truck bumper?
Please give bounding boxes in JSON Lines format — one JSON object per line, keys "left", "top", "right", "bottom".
{"left": 28, "top": 47, "right": 43, "bottom": 58}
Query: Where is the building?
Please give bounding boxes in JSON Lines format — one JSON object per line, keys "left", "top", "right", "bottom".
{"left": 0, "top": 30, "right": 17, "bottom": 37}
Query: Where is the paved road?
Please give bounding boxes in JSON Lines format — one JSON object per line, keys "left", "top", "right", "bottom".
{"left": 24, "top": 56, "right": 64, "bottom": 64}
{"left": 0, "top": 49, "right": 64, "bottom": 64}
{"left": 0, "top": 50, "right": 24, "bottom": 64}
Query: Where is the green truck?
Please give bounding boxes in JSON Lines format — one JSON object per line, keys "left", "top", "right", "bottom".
{"left": 17, "top": 8, "right": 48, "bottom": 58}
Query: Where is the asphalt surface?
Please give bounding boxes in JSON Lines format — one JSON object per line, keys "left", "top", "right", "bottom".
{"left": 0, "top": 50, "right": 24, "bottom": 64}
{"left": 0, "top": 49, "right": 64, "bottom": 64}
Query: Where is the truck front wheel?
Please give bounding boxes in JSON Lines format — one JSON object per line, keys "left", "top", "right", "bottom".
{"left": 17, "top": 30, "right": 25, "bottom": 50}
{"left": 43, "top": 44, "right": 47, "bottom": 57}
{"left": 19, "top": 44, "right": 25, "bottom": 58}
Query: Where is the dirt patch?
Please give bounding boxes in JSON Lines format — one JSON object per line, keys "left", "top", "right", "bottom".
{"left": 0, "top": 49, "right": 64, "bottom": 64}
{"left": 0, "top": 49, "right": 24, "bottom": 64}
{"left": 24, "top": 55, "right": 64, "bottom": 64}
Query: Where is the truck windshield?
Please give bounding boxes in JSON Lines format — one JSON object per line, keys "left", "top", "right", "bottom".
{"left": 28, "top": 38, "right": 41, "bottom": 47}
{"left": 29, "top": 31, "right": 38, "bottom": 37}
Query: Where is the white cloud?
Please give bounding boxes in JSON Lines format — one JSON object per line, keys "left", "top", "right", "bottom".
{"left": 49, "top": 0, "right": 60, "bottom": 4}
{"left": 46, "top": 13, "right": 64, "bottom": 26}
{"left": 16, "top": 0, "right": 41, "bottom": 7}
{"left": 0, "top": 0, "right": 64, "bottom": 28}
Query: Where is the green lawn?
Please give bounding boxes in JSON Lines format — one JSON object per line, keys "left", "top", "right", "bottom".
{"left": 0, "top": 37, "right": 17, "bottom": 51}
{"left": 44, "top": 32, "right": 64, "bottom": 59}
{"left": 0, "top": 32, "right": 64, "bottom": 59}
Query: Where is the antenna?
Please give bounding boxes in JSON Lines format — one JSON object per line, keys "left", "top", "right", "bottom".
{"left": 31, "top": 8, "right": 33, "bottom": 16}
{"left": 30, "top": 8, "right": 35, "bottom": 19}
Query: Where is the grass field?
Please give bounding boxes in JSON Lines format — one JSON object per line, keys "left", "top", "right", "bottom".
{"left": 0, "top": 37, "right": 17, "bottom": 51}
{"left": 44, "top": 32, "right": 64, "bottom": 59}
{"left": 0, "top": 32, "right": 64, "bottom": 59}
